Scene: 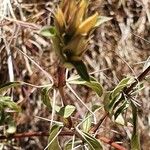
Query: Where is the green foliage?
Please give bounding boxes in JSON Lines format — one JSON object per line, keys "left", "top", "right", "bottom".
{"left": 111, "top": 77, "right": 131, "bottom": 98}
{"left": 104, "top": 77, "right": 133, "bottom": 124}
{"left": 0, "top": 82, "right": 21, "bottom": 137}
{"left": 41, "top": 87, "right": 52, "bottom": 111}
{"left": 0, "top": 96, "right": 20, "bottom": 135}
{"left": 68, "top": 75, "right": 103, "bottom": 97}
{"left": 70, "top": 60, "right": 90, "bottom": 81}
{"left": 131, "top": 102, "right": 141, "bottom": 150}
{"left": 82, "top": 112, "right": 92, "bottom": 133}
{"left": 77, "top": 129, "right": 103, "bottom": 150}
{"left": 55, "top": 105, "right": 76, "bottom": 118}
{"left": 6, "top": 121, "right": 17, "bottom": 135}
{"left": 64, "top": 140, "right": 82, "bottom": 150}
{"left": 0, "top": 82, "right": 20, "bottom": 93}
{"left": 131, "top": 133, "right": 141, "bottom": 150}
{"left": 40, "top": 26, "right": 57, "bottom": 37}
{"left": 48, "top": 124, "right": 62, "bottom": 150}
{"left": 0, "top": 96, "right": 21, "bottom": 112}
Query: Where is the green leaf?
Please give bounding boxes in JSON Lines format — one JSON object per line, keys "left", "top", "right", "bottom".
{"left": 64, "top": 140, "right": 82, "bottom": 150}
{"left": 56, "top": 105, "right": 76, "bottom": 118}
{"left": 111, "top": 77, "right": 131, "bottom": 98}
{"left": 103, "top": 92, "right": 111, "bottom": 112}
{"left": 95, "top": 16, "right": 112, "bottom": 27}
{"left": 0, "top": 96, "right": 21, "bottom": 112}
{"left": 131, "top": 133, "right": 141, "bottom": 150}
{"left": 130, "top": 102, "right": 141, "bottom": 150}
{"left": 114, "top": 114, "right": 125, "bottom": 125}
{"left": 82, "top": 112, "right": 92, "bottom": 133}
{"left": 68, "top": 76, "right": 103, "bottom": 97}
{"left": 40, "top": 26, "right": 57, "bottom": 37}
{"left": 41, "top": 87, "right": 52, "bottom": 111}
{"left": 48, "top": 124, "right": 62, "bottom": 150}
{"left": 70, "top": 60, "right": 90, "bottom": 82}
{"left": 77, "top": 130, "right": 103, "bottom": 150}
{"left": 114, "top": 101, "right": 128, "bottom": 120}
{"left": 6, "top": 121, "right": 16, "bottom": 134}
{"left": 0, "top": 82, "right": 20, "bottom": 93}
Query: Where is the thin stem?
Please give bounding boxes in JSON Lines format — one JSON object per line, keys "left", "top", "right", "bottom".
{"left": 96, "top": 135, "right": 127, "bottom": 150}
{"left": 0, "top": 131, "right": 127, "bottom": 150}
{"left": 90, "top": 112, "right": 108, "bottom": 133}
{"left": 124, "top": 66, "right": 150, "bottom": 94}
{"left": 57, "top": 65, "right": 72, "bottom": 128}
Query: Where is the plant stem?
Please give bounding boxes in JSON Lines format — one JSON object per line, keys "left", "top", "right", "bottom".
{"left": 0, "top": 131, "right": 127, "bottom": 150}
{"left": 96, "top": 135, "right": 127, "bottom": 150}
{"left": 57, "top": 65, "right": 72, "bottom": 128}
{"left": 90, "top": 112, "right": 108, "bottom": 133}
{"left": 124, "top": 66, "right": 150, "bottom": 94}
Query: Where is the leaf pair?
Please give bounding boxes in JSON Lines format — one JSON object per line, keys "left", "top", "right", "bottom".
{"left": 104, "top": 77, "right": 132, "bottom": 125}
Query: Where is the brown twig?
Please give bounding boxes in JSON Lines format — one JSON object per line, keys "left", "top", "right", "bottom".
{"left": 0, "top": 131, "right": 127, "bottom": 150}
{"left": 90, "top": 112, "right": 108, "bottom": 133}
{"left": 96, "top": 135, "right": 127, "bottom": 150}
{"left": 57, "top": 65, "right": 73, "bottom": 128}
{"left": 124, "top": 66, "right": 150, "bottom": 95}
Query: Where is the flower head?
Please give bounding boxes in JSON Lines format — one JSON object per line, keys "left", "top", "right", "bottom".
{"left": 41, "top": 0, "right": 111, "bottom": 81}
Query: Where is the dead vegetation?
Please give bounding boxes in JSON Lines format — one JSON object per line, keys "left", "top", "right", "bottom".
{"left": 0, "top": 0, "right": 150, "bottom": 149}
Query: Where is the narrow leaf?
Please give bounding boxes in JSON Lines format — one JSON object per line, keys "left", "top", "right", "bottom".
{"left": 114, "top": 101, "right": 128, "bottom": 120}
{"left": 82, "top": 112, "right": 92, "bottom": 133}
{"left": 77, "top": 129, "right": 103, "bottom": 150}
{"left": 111, "top": 77, "right": 131, "bottom": 98}
{"left": 0, "top": 96, "right": 21, "bottom": 112}
{"left": 41, "top": 87, "right": 52, "bottom": 111}
{"left": 48, "top": 124, "right": 62, "bottom": 150}
{"left": 131, "top": 102, "right": 141, "bottom": 150}
{"left": 131, "top": 133, "right": 141, "bottom": 150}
{"left": 0, "top": 82, "right": 20, "bottom": 93}
{"left": 68, "top": 76, "right": 103, "bottom": 97}
{"left": 71, "top": 60, "right": 90, "bottom": 81}
{"left": 64, "top": 140, "right": 82, "bottom": 150}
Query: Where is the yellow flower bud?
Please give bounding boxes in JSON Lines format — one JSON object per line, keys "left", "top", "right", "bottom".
{"left": 55, "top": 7, "right": 66, "bottom": 31}
{"left": 75, "top": 12, "right": 98, "bottom": 36}
{"left": 74, "top": 0, "right": 88, "bottom": 27}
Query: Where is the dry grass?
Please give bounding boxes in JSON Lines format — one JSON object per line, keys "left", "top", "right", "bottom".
{"left": 0, "top": 0, "right": 150, "bottom": 149}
